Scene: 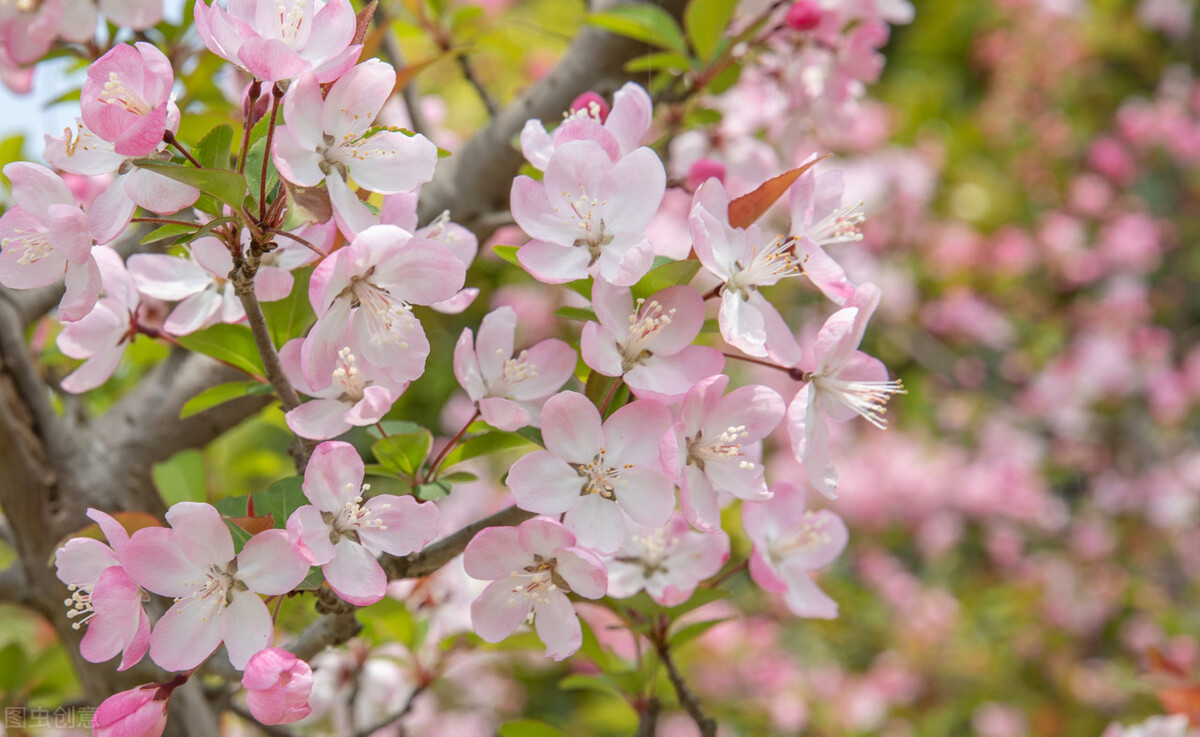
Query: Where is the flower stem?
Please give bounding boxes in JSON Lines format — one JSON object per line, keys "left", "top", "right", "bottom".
{"left": 237, "top": 80, "right": 262, "bottom": 176}
{"left": 426, "top": 409, "right": 481, "bottom": 482}
{"left": 163, "top": 131, "right": 203, "bottom": 168}
{"left": 259, "top": 84, "right": 283, "bottom": 221}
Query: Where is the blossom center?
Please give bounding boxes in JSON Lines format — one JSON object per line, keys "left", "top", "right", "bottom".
{"left": 2, "top": 227, "right": 55, "bottom": 266}
{"left": 686, "top": 425, "right": 753, "bottom": 472}
{"left": 806, "top": 202, "right": 865, "bottom": 247}
{"left": 724, "top": 235, "right": 804, "bottom": 298}
{"left": 274, "top": 0, "right": 307, "bottom": 42}
{"left": 619, "top": 298, "right": 674, "bottom": 370}
{"left": 321, "top": 482, "right": 389, "bottom": 546}
{"left": 64, "top": 584, "right": 97, "bottom": 630}
{"left": 487, "top": 348, "right": 538, "bottom": 397}
{"left": 331, "top": 347, "right": 365, "bottom": 402}
{"left": 557, "top": 186, "right": 612, "bottom": 263}
{"left": 507, "top": 555, "right": 570, "bottom": 610}
{"left": 616, "top": 527, "right": 673, "bottom": 579}
{"left": 349, "top": 275, "right": 415, "bottom": 348}
{"left": 810, "top": 373, "right": 906, "bottom": 429}
{"left": 100, "top": 72, "right": 153, "bottom": 116}
{"left": 570, "top": 449, "right": 629, "bottom": 500}
{"left": 768, "top": 511, "right": 834, "bottom": 565}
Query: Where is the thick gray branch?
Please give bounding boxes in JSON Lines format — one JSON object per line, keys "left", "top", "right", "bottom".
{"left": 381, "top": 504, "right": 533, "bottom": 579}
{"left": 416, "top": 0, "right": 688, "bottom": 239}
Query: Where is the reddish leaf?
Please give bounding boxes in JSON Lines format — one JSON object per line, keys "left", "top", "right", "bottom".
{"left": 352, "top": 1, "right": 378, "bottom": 47}
{"left": 1159, "top": 685, "right": 1200, "bottom": 722}
{"left": 727, "top": 154, "right": 830, "bottom": 229}
{"left": 1149, "top": 646, "right": 1194, "bottom": 680}
{"left": 229, "top": 514, "right": 275, "bottom": 536}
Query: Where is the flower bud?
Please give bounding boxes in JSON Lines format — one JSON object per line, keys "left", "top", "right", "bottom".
{"left": 242, "top": 648, "right": 314, "bottom": 725}
{"left": 686, "top": 157, "right": 727, "bottom": 191}
{"left": 786, "top": 0, "right": 822, "bottom": 31}
{"left": 92, "top": 684, "right": 170, "bottom": 737}
{"left": 569, "top": 91, "right": 610, "bottom": 123}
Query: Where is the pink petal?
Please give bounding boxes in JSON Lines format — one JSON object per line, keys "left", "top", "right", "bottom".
{"left": 680, "top": 465, "right": 720, "bottom": 532}
{"left": 463, "top": 526, "right": 525, "bottom": 580}
{"left": 356, "top": 494, "right": 439, "bottom": 556}
{"left": 322, "top": 541, "right": 387, "bottom": 606}
{"left": 563, "top": 493, "right": 626, "bottom": 554}
{"left": 612, "top": 465, "right": 675, "bottom": 529}
{"left": 287, "top": 505, "right": 334, "bottom": 565}
{"left": 59, "top": 257, "right": 103, "bottom": 322}
{"left": 220, "top": 589, "right": 274, "bottom": 670}
{"left": 507, "top": 451, "right": 586, "bottom": 516}
{"left": 516, "top": 239, "right": 592, "bottom": 284}
{"left": 533, "top": 592, "right": 582, "bottom": 661}
{"left": 148, "top": 596, "right": 223, "bottom": 671}
{"left": 471, "top": 578, "right": 534, "bottom": 643}
{"left": 540, "top": 392, "right": 603, "bottom": 464}
{"left": 302, "top": 440, "right": 364, "bottom": 512}
{"left": 480, "top": 397, "right": 531, "bottom": 431}
{"left": 555, "top": 547, "right": 607, "bottom": 599}
{"left": 238, "top": 529, "right": 309, "bottom": 595}
{"left": 601, "top": 398, "right": 672, "bottom": 467}
{"left": 286, "top": 397, "right": 352, "bottom": 440}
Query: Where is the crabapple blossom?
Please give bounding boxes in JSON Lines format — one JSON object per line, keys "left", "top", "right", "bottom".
{"left": 511, "top": 138, "right": 665, "bottom": 286}
{"left": 303, "top": 224, "right": 465, "bottom": 387}
{"left": 122, "top": 502, "right": 309, "bottom": 671}
{"left": 57, "top": 248, "right": 140, "bottom": 393}
{"left": 127, "top": 237, "right": 288, "bottom": 336}
{"left": 463, "top": 516, "right": 607, "bottom": 661}
{"left": 44, "top": 121, "right": 200, "bottom": 245}
{"left": 0, "top": 162, "right": 102, "bottom": 321}
{"left": 81, "top": 43, "right": 175, "bottom": 158}
{"left": 786, "top": 283, "right": 905, "bottom": 498}
{"left": 281, "top": 329, "right": 410, "bottom": 441}
{"left": 690, "top": 177, "right": 818, "bottom": 361}
{"left": 453, "top": 306, "right": 576, "bottom": 431}
{"left": 53, "top": 509, "right": 150, "bottom": 671}
{"left": 604, "top": 514, "right": 730, "bottom": 606}
{"left": 193, "top": 0, "right": 361, "bottom": 83}
{"left": 580, "top": 282, "right": 724, "bottom": 404}
{"left": 242, "top": 648, "right": 314, "bottom": 725}
{"left": 743, "top": 481, "right": 848, "bottom": 619}
{"left": 92, "top": 684, "right": 171, "bottom": 737}
{"left": 788, "top": 164, "right": 863, "bottom": 306}
{"left": 661, "top": 374, "right": 785, "bottom": 531}
{"left": 272, "top": 60, "right": 438, "bottom": 235}
{"left": 287, "top": 441, "right": 440, "bottom": 605}
{"left": 520, "top": 82, "right": 652, "bottom": 171}
{"left": 506, "top": 391, "right": 675, "bottom": 553}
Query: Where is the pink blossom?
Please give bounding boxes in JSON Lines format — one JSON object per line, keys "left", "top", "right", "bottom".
{"left": 463, "top": 516, "right": 607, "bottom": 660}
{"left": 303, "top": 224, "right": 465, "bottom": 387}
{"left": 287, "top": 441, "right": 439, "bottom": 605}
{"left": 0, "top": 162, "right": 102, "bottom": 321}
{"left": 128, "top": 237, "right": 275, "bottom": 336}
{"left": 604, "top": 514, "right": 730, "bottom": 606}
{"left": 786, "top": 284, "right": 904, "bottom": 498}
{"left": 788, "top": 164, "right": 862, "bottom": 305}
{"left": 453, "top": 306, "right": 576, "bottom": 431}
{"left": 662, "top": 374, "right": 785, "bottom": 530}
{"left": 281, "top": 329, "right": 409, "bottom": 441}
{"left": 123, "top": 502, "right": 309, "bottom": 671}
{"left": 786, "top": 1, "right": 823, "bottom": 31}
{"left": 520, "top": 82, "right": 652, "bottom": 171}
{"left": 506, "top": 391, "right": 675, "bottom": 553}
{"left": 686, "top": 158, "right": 726, "bottom": 191}
{"left": 92, "top": 684, "right": 170, "bottom": 737}
{"left": 580, "top": 282, "right": 724, "bottom": 404}
{"left": 690, "top": 179, "right": 800, "bottom": 360}
{"left": 194, "top": 0, "right": 361, "bottom": 84}
{"left": 57, "top": 248, "right": 140, "bottom": 393}
{"left": 44, "top": 120, "right": 200, "bottom": 245}
{"left": 511, "top": 138, "right": 665, "bottom": 286}
{"left": 743, "top": 481, "right": 848, "bottom": 619}
{"left": 53, "top": 509, "right": 150, "bottom": 671}
{"left": 81, "top": 42, "right": 175, "bottom": 157}
{"left": 242, "top": 648, "right": 313, "bottom": 725}
{"left": 273, "top": 60, "right": 438, "bottom": 235}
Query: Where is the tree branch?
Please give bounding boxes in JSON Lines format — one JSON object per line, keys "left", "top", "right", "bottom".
{"left": 657, "top": 639, "right": 715, "bottom": 737}
{"left": 415, "top": 0, "right": 688, "bottom": 239}
{"left": 381, "top": 504, "right": 533, "bottom": 579}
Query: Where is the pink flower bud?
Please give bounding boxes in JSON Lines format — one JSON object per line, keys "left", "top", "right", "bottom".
{"left": 785, "top": 0, "right": 822, "bottom": 31}
{"left": 92, "top": 684, "right": 170, "bottom": 737}
{"left": 241, "top": 648, "right": 314, "bottom": 725}
{"left": 569, "top": 91, "right": 610, "bottom": 122}
{"left": 686, "top": 157, "right": 727, "bottom": 191}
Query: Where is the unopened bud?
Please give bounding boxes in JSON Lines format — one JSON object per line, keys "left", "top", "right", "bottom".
{"left": 686, "top": 158, "right": 727, "bottom": 191}
{"left": 569, "top": 91, "right": 610, "bottom": 123}
{"left": 786, "top": 0, "right": 822, "bottom": 31}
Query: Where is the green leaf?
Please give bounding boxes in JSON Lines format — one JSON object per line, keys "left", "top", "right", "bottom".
{"left": 295, "top": 566, "right": 325, "bottom": 591}
{"left": 514, "top": 426, "right": 545, "bottom": 447}
{"left": 152, "top": 449, "right": 207, "bottom": 505}
{"left": 224, "top": 518, "right": 253, "bottom": 553}
{"left": 180, "top": 380, "right": 266, "bottom": 419}
{"left": 215, "top": 476, "right": 308, "bottom": 530}
{"left": 668, "top": 616, "right": 731, "bottom": 648}
{"left": 132, "top": 159, "right": 249, "bottom": 210}
{"left": 625, "top": 51, "right": 692, "bottom": 73}
{"left": 492, "top": 244, "right": 520, "bottom": 265}
{"left": 684, "top": 0, "right": 737, "bottom": 60}
{"left": 498, "top": 720, "right": 568, "bottom": 737}
{"left": 414, "top": 480, "right": 452, "bottom": 501}
{"left": 440, "top": 431, "right": 535, "bottom": 469}
{"left": 665, "top": 587, "right": 730, "bottom": 618}
{"left": 193, "top": 124, "right": 234, "bottom": 169}
{"left": 559, "top": 673, "right": 626, "bottom": 700}
{"left": 372, "top": 430, "right": 433, "bottom": 478}
{"left": 630, "top": 259, "right": 702, "bottom": 300}
{"left": 260, "top": 266, "right": 316, "bottom": 348}
{"left": 439, "top": 471, "right": 478, "bottom": 483}
{"left": 0, "top": 642, "right": 27, "bottom": 693}
{"left": 176, "top": 324, "right": 266, "bottom": 378}
{"left": 588, "top": 6, "right": 689, "bottom": 56}
{"left": 141, "top": 222, "right": 197, "bottom": 245}
{"left": 245, "top": 134, "right": 279, "bottom": 208}
{"left": 553, "top": 306, "right": 597, "bottom": 322}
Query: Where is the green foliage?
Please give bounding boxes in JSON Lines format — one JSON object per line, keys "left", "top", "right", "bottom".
{"left": 372, "top": 429, "right": 433, "bottom": 478}
{"left": 498, "top": 719, "right": 570, "bottom": 737}
{"left": 176, "top": 324, "right": 267, "bottom": 378}
{"left": 180, "top": 380, "right": 271, "bottom": 419}
{"left": 261, "top": 267, "right": 317, "bottom": 348}
{"left": 193, "top": 124, "right": 234, "bottom": 168}
{"left": 630, "top": 258, "right": 702, "bottom": 300}
{"left": 131, "top": 159, "right": 250, "bottom": 211}
{"left": 586, "top": 5, "right": 689, "bottom": 56}
{"left": 152, "top": 449, "right": 207, "bottom": 506}
{"left": 683, "top": 0, "right": 737, "bottom": 61}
